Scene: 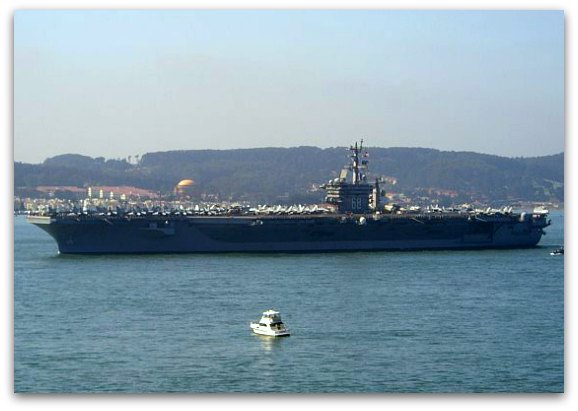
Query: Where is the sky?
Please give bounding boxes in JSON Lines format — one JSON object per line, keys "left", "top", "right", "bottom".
{"left": 14, "top": 9, "right": 564, "bottom": 163}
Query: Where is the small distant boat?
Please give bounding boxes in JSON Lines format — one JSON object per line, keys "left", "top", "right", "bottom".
{"left": 550, "top": 247, "right": 564, "bottom": 256}
{"left": 250, "top": 310, "right": 290, "bottom": 337}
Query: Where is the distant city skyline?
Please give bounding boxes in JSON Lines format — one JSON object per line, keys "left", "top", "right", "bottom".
{"left": 14, "top": 10, "right": 564, "bottom": 163}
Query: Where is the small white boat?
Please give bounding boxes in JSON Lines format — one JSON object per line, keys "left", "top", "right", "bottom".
{"left": 550, "top": 247, "right": 564, "bottom": 256}
{"left": 250, "top": 309, "right": 290, "bottom": 337}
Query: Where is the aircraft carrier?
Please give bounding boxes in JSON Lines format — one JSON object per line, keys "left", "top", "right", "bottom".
{"left": 27, "top": 141, "right": 551, "bottom": 254}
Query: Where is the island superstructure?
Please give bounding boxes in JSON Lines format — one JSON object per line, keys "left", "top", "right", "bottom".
{"left": 27, "top": 141, "right": 551, "bottom": 254}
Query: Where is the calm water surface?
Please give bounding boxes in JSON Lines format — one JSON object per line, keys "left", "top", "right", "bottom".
{"left": 14, "top": 212, "right": 564, "bottom": 393}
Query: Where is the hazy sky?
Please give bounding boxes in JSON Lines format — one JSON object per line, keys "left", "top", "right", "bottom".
{"left": 14, "top": 10, "right": 564, "bottom": 163}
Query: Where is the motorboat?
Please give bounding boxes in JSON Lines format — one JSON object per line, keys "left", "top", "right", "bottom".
{"left": 550, "top": 247, "right": 564, "bottom": 256}
{"left": 250, "top": 310, "right": 290, "bottom": 337}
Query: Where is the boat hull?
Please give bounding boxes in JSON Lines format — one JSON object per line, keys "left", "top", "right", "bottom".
{"left": 28, "top": 213, "right": 549, "bottom": 254}
{"left": 250, "top": 323, "right": 290, "bottom": 337}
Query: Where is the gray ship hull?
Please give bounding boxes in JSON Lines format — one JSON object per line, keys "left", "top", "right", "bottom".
{"left": 28, "top": 213, "right": 548, "bottom": 254}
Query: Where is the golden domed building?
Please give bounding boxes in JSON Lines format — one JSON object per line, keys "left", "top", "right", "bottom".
{"left": 175, "top": 179, "right": 196, "bottom": 198}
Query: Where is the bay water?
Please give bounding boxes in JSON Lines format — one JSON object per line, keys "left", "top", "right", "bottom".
{"left": 13, "top": 212, "right": 564, "bottom": 393}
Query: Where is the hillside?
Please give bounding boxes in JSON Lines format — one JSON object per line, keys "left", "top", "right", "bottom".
{"left": 14, "top": 146, "right": 564, "bottom": 204}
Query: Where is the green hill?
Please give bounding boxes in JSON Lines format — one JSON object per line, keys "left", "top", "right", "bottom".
{"left": 14, "top": 146, "right": 564, "bottom": 204}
